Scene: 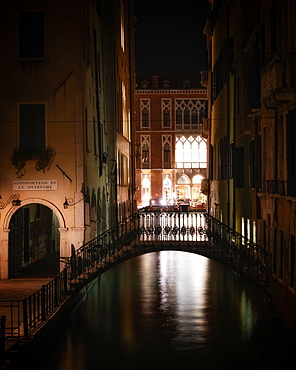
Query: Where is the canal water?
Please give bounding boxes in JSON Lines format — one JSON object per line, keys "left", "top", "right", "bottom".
{"left": 39, "top": 251, "right": 295, "bottom": 370}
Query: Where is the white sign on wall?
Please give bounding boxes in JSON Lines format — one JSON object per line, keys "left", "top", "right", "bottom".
{"left": 13, "top": 180, "right": 58, "bottom": 191}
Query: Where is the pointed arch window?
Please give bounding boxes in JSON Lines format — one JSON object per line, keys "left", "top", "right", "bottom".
{"left": 175, "top": 135, "right": 207, "bottom": 169}
{"left": 141, "top": 99, "right": 150, "bottom": 128}
{"left": 141, "top": 135, "right": 150, "bottom": 169}
{"left": 175, "top": 99, "right": 207, "bottom": 130}
{"left": 162, "top": 99, "right": 171, "bottom": 128}
{"left": 162, "top": 135, "right": 171, "bottom": 169}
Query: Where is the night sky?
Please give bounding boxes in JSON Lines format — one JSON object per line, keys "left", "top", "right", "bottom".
{"left": 134, "top": 0, "right": 211, "bottom": 73}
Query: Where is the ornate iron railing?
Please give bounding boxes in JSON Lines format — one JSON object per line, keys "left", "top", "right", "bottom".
{"left": 204, "top": 214, "right": 271, "bottom": 291}
{"left": 0, "top": 210, "right": 271, "bottom": 355}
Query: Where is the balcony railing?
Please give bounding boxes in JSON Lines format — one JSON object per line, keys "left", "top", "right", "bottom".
{"left": 140, "top": 162, "right": 207, "bottom": 170}
{"left": 176, "top": 162, "right": 207, "bottom": 169}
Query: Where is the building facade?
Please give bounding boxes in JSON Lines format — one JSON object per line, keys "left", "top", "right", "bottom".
{"left": 134, "top": 74, "right": 208, "bottom": 209}
{"left": 0, "top": 0, "right": 135, "bottom": 278}
{"left": 205, "top": 0, "right": 296, "bottom": 327}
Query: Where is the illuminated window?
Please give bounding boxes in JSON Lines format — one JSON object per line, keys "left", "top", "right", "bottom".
{"left": 163, "top": 176, "right": 172, "bottom": 202}
{"left": 177, "top": 175, "right": 190, "bottom": 200}
{"left": 141, "top": 175, "right": 151, "bottom": 203}
{"left": 192, "top": 175, "right": 206, "bottom": 204}
{"left": 175, "top": 135, "right": 207, "bottom": 169}
{"left": 253, "top": 220, "right": 256, "bottom": 244}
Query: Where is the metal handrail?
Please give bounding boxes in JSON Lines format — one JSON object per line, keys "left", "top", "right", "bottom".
{"left": 0, "top": 210, "right": 270, "bottom": 355}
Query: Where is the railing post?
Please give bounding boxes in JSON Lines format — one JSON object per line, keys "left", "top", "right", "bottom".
{"left": 63, "top": 267, "right": 68, "bottom": 294}
{"left": 22, "top": 299, "right": 28, "bottom": 337}
{"left": 54, "top": 276, "right": 58, "bottom": 307}
{"left": 41, "top": 285, "right": 46, "bottom": 321}
{"left": 0, "top": 315, "right": 6, "bottom": 361}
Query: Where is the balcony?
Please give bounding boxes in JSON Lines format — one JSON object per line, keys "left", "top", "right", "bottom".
{"left": 261, "top": 53, "right": 296, "bottom": 107}
{"left": 176, "top": 162, "right": 207, "bottom": 169}
{"left": 139, "top": 162, "right": 207, "bottom": 171}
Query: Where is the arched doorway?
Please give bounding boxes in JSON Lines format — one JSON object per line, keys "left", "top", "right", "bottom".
{"left": 192, "top": 174, "right": 207, "bottom": 207}
{"left": 176, "top": 174, "right": 190, "bottom": 200}
{"left": 8, "top": 203, "right": 60, "bottom": 278}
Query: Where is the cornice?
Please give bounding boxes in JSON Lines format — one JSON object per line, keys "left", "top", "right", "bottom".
{"left": 135, "top": 89, "right": 207, "bottom": 95}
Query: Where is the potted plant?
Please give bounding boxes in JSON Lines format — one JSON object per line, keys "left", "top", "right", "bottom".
{"left": 11, "top": 146, "right": 56, "bottom": 178}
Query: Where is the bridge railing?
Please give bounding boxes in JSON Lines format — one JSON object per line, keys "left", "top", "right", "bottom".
{"left": 64, "top": 213, "right": 138, "bottom": 284}
{"left": 137, "top": 209, "right": 207, "bottom": 242}
{"left": 0, "top": 213, "right": 138, "bottom": 349}
{"left": 0, "top": 210, "right": 271, "bottom": 352}
{"left": 204, "top": 214, "right": 272, "bottom": 290}
{"left": 136, "top": 211, "right": 271, "bottom": 292}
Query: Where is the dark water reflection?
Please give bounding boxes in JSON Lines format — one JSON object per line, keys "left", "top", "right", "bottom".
{"left": 41, "top": 251, "right": 295, "bottom": 370}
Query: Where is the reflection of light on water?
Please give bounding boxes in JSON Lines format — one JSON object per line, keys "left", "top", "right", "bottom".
{"left": 139, "top": 253, "right": 158, "bottom": 316}
{"left": 239, "top": 290, "right": 255, "bottom": 339}
{"left": 159, "top": 251, "right": 210, "bottom": 344}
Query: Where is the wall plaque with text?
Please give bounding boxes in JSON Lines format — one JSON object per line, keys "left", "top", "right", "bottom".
{"left": 13, "top": 180, "right": 58, "bottom": 191}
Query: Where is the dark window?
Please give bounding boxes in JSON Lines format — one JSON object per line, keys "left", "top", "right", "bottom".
{"left": 249, "top": 140, "right": 255, "bottom": 188}
{"left": 235, "top": 147, "right": 244, "bottom": 188}
{"left": 255, "top": 135, "right": 262, "bottom": 190}
{"left": 163, "top": 107, "right": 170, "bottom": 128}
{"left": 192, "top": 109, "right": 198, "bottom": 127}
{"left": 163, "top": 143, "right": 171, "bottom": 168}
{"left": 19, "top": 12, "right": 44, "bottom": 58}
{"left": 142, "top": 149, "right": 149, "bottom": 169}
{"left": 184, "top": 107, "right": 190, "bottom": 128}
{"left": 142, "top": 107, "right": 149, "bottom": 128}
{"left": 20, "top": 104, "right": 45, "bottom": 150}
{"left": 176, "top": 108, "right": 182, "bottom": 126}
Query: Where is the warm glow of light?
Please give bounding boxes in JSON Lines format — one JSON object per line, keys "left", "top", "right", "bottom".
{"left": 158, "top": 251, "right": 209, "bottom": 340}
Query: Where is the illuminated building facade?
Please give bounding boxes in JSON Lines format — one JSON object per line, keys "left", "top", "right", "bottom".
{"left": 0, "top": 0, "right": 135, "bottom": 278}
{"left": 134, "top": 74, "right": 208, "bottom": 208}
{"left": 205, "top": 0, "right": 296, "bottom": 326}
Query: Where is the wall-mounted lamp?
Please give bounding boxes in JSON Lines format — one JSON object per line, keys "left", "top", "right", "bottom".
{"left": 63, "top": 196, "right": 84, "bottom": 209}
{"left": 0, "top": 194, "right": 22, "bottom": 209}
